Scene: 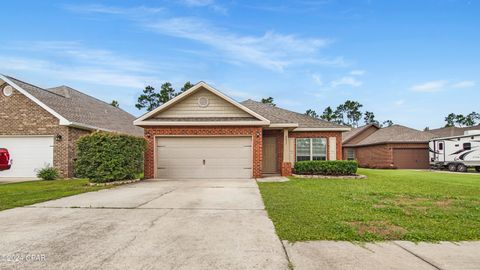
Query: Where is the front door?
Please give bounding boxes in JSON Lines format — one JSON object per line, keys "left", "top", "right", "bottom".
{"left": 262, "top": 137, "right": 277, "bottom": 174}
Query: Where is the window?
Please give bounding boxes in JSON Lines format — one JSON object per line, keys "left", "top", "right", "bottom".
{"left": 296, "top": 138, "right": 327, "bottom": 161}
{"left": 439, "top": 142, "right": 444, "bottom": 151}
{"left": 347, "top": 149, "right": 355, "bottom": 160}
{"left": 463, "top": 143, "right": 472, "bottom": 150}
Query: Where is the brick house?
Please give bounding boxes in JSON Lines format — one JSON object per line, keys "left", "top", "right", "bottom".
{"left": 0, "top": 75, "right": 143, "bottom": 178}
{"left": 342, "top": 124, "right": 437, "bottom": 169}
{"left": 134, "top": 82, "right": 350, "bottom": 179}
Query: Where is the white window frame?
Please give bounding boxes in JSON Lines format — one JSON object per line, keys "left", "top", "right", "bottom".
{"left": 295, "top": 138, "right": 327, "bottom": 161}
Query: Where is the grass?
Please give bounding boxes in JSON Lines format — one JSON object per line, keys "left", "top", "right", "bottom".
{"left": 0, "top": 179, "right": 109, "bottom": 211}
{"left": 258, "top": 169, "right": 480, "bottom": 242}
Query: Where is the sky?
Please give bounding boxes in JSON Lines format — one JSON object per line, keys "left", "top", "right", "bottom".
{"left": 0, "top": 0, "right": 478, "bottom": 129}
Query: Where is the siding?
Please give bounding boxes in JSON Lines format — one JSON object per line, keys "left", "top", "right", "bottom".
{"left": 154, "top": 88, "right": 251, "bottom": 118}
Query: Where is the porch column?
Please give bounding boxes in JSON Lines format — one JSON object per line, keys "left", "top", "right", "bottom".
{"left": 283, "top": 128, "right": 289, "bottom": 162}
{"left": 281, "top": 128, "right": 293, "bottom": 176}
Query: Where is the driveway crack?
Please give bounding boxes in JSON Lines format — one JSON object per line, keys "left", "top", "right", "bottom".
{"left": 135, "top": 188, "right": 178, "bottom": 208}
{"left": 392, "top": 242, "right": 443, "bottom": 270}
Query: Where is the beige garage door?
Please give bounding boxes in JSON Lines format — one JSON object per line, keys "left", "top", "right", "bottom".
{"left": 156, "top": 136, "right": 252, "bottom": 179}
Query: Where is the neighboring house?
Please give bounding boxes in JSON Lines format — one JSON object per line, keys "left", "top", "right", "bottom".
{"left": 342, "top": 124, "right": 437, "bottom": 169}
{"left": 0, "top": 75, "right": 143, "bottom": 178}
{"left": 428, "top": 125, "right": 480, "bottom": 137}
{"left": 134, "top": 82, "right": 350, "bottom": 179}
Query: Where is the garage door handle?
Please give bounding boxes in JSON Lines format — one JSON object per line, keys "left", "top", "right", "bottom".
{"left": 203, "top": 159, "right": 206, "bottom": 165}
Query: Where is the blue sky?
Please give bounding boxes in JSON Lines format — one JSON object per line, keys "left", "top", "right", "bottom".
{"left": 1, "top": 0, "right": 478, "bottom": 129}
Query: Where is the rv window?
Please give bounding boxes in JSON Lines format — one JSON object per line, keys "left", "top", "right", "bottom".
{"left": 439, "top": 143, "right": 443, "bottom": 150}
{"left": 463, "top": 143, "right": 472, "bottom": 150}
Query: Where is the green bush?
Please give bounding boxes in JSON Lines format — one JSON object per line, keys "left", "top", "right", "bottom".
{"left": 294, "top": 160, "right": 358, "bottom": 176}
{"left": 37, "top": 166, "right": 60, "bottom": 180}
{"left": 75, "top": 132, "right": 146, "bottom": 183}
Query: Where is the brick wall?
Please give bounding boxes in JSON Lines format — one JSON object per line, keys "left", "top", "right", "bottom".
{"left": 0, "top": 87, "right": 90, "bottom": 177}
{"left": 143, "top": 126, "right": 263, "bottom": 179}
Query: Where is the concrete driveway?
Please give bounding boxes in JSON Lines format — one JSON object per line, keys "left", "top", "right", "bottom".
{"left": 0, "top": 179, "right": 289, "bottom": 270}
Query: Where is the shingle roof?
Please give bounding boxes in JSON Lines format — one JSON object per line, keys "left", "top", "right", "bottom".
{"left": 342, "top": 124, "right": 379, "bottom": 143}
{"left": 6, "top": 76, "right": 143, "bottom": 137}
{"left": 240, "top": 99, "right": 348, "bottom": 129}
{"left": 428, "top": 125, "right": 480, "bottom": 137}
{"left": 352, "top": 124, "right": 437, "bottom": 146}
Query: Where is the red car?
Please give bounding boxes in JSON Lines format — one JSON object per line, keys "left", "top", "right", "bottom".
{"left": 0, "top": 148, "right": 11, "bottom": 170}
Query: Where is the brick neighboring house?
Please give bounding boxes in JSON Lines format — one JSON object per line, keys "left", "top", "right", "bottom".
{"left": 342, "top": 124, "right": 437, "bottom": 169}
{"left": 0, "top": 75, "right": 143, "bottom": 178}
{"left": 134, "top": 82, "right": 350, "bottom": 179}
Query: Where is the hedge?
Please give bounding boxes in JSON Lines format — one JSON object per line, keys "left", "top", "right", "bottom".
{"left": 75, "top": 132, "right": 146, "bottom": 183}
{"left": 294, "top": 160, "right": 358, "bottom": 176}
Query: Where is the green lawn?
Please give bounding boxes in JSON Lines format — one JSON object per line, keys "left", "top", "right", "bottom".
{"left": 258, "top": 169, "right": 480, "bottom": 242}
{"left": 0, "top": 179, "right": 109, "bottom": 211}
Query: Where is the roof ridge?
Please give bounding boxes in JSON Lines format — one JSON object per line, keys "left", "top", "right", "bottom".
{"left": 7, "top": 76, "right": 66, "bottom": 98}
{"left": 49, "top": 85, "right": 132, "bottom": 115}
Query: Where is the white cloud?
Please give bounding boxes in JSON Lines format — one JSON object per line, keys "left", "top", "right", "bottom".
{"left": 350, "top": 69, "right": 365, "bottom": 76}
{"left": 311, "top": 73, "right": 323, "bottom": 86}
{"left": 331, "top": 76, "right": 362, "bottom": 88}
{"left": 147, "top": 17, "right": 332, "bottom": 71}
{"left": 64, "top": 4, "right": 163, "bottom": 16}
{"left": 410, "top": 80, "right": 448, "bottom": 92}
{"left": 178, "top": 0, "right": 227, "bottom": 14}
{"left": 394, "top": 99, "right": 405, "bottom": 106}
{"left": 451, "top": 80, "right": 476, "bottom": 89}
{"left": 0, "top": 41, "right": 161, "bottom": 89}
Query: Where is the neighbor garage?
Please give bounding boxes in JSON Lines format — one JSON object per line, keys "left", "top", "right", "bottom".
{"left": 156, "top": 136, "right": 253, "bottom": 179}
{"left": 393, "top": 148, "right": 429, "bottom": 169}
{"left": 0, "top": 136, "right": 54, "bottom": 178}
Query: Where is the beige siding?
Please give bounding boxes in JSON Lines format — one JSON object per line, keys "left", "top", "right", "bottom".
{"left": 154, "top": 88, "right": 251, "bottom": 118}
{"left": 288, "top": 138, "right": 295, "bottom": 166}
{"left": 329, "top": 137, "right": 337, "bottom": 160}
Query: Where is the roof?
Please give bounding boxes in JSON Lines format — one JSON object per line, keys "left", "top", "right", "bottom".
{"left": 240, "top": 99, "right": 349, "bottom": 130}
{"left": 346, "top": 124, "right": 437, "bottom": 147}
{"left": 428, "top": 125, "right": 480, "bottom": 137}
{"left": 342, "top": 124, "right": 379, "bottom": 143}
{"left": 2, "top": 75, "right": 143, "bottom": 136}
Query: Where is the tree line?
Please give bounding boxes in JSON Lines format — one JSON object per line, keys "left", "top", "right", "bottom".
{"left": 108, "top": 84, "right": 478, "bottom": 129}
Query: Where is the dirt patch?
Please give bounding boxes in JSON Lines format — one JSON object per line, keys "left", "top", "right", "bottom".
{"left": 348, "top": 221, "right": 407, "bottom": 239}
{"left": 434, "top": 199, "right": 453, "bottom": 208}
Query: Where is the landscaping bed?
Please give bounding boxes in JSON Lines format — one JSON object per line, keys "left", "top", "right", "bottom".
{"left": 258, "top": 168, "right": 480, "bottom": 242}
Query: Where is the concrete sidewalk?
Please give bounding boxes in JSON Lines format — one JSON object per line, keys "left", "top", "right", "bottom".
{"left": 284, "top": 240, "right": 480, "bottom": 270}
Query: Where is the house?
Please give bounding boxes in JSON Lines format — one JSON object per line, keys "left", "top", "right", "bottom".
{"left": 342, "top": 124, "right": 437, "bottom": 169}
{"left": 428, "top": 125, "right": 480, "bottom": 137}
{"left": 0, "top": 75, "right": 143, "bottom": 178}
{"left": 134, "top": 82, "right": 350, "bottom": 179}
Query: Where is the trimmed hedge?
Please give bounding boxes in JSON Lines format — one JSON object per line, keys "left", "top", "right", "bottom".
{"left": 294, "top": 160, "right": 358, "bottom": 176}
{"left": 75, "top": 132, "right": 146, "bottom": 183}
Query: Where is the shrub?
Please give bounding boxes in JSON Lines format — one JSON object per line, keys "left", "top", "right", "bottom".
{"left": 75, "top": 132, "right": 146, "bottom": 183}
{"left": 37, "top": 166, "right": 60, "bottom": 180}
{"left": 294, "top": 160, "right": 358, "bottom": 176}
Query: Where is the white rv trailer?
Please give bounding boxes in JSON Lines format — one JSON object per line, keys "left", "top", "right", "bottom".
{"left": 429, "top": 130, "right": 480, "bottom": 172}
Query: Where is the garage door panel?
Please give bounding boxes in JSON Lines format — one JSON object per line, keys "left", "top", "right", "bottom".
{"left": 155, "top": 136, "right": 252, "bottom": 179}
{"left": 157, "top": 147, "right": 251, "bottom": 159}
{"left": 393, "top": 148, "right": 429, "bottom": 169}
{"left": 0, "top": 136, "right": 54, "bottom": 178}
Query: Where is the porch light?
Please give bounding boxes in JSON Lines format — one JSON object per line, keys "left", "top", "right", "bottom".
{"left": 55, "top": 134, "right": 63, "bottom": 141}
